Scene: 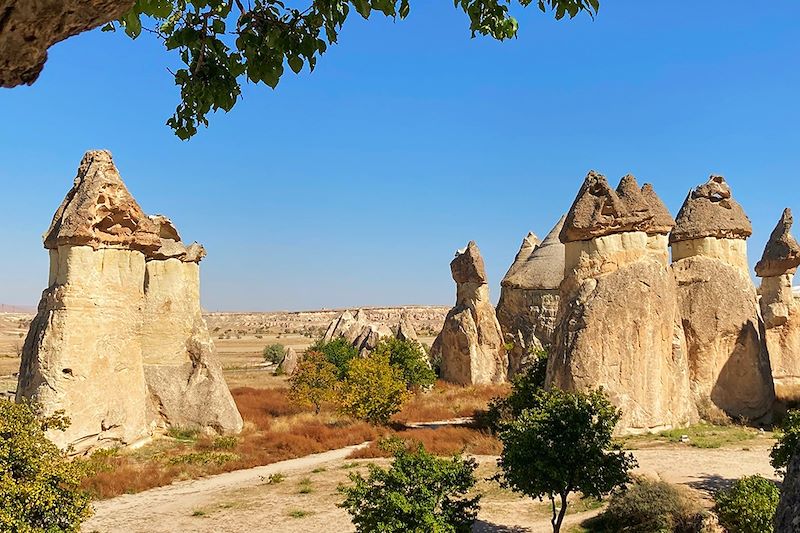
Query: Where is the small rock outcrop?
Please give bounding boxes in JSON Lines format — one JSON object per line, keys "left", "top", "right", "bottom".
{"left": 496, "top": 217, "right": 565, "bottom": 376}
{"left": 321, "top": 309, "right": 393, "bottom": 356}
{"left": 17, "top": 150, "right": 242, "bottom": 453}
{"left": 278, "top": 347, "right": 299, "bottom": 376}
{"left": 757, "top": 209, "right": 800, "bottom": 404}
{"left": 548, "top": 172, "right": 696, "bottom": 433}
{"left": 142, "top": 216, "right": 243, "bottom": 435}
{"left": 0, "top": 0, "right": 135, "bottom": 87}
{"left": 396, "top": 313, "right": 419, "bottom": 342}
{"left": 670, "top": 175, "right": 774, "bottom": 421}
{"left": 431, "top": 242, "right": 507, "bottom": 385}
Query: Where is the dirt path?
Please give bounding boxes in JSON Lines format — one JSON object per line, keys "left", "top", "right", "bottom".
{"left": 83, "top": 442, "right": 778, "bottom": 533}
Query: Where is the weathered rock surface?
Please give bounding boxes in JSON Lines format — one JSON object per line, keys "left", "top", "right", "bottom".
{"left": 18, "top": 150, "right": 242, "bottom": 453}
{"left": 142, "top": 217, "right": 242, "bottom": 435}
{"left": 278, "top": 347, "right": 299, "bottom": 376}
{"left": 321, "top": 309, "right": 393, "bottom": 356}
{"left": 496, "top": 216, "right": 565, "bottom": 376}
{"left": 671, "top": 176, "right": 774, "bottom": 420}
{"left": 549, "top": 173, "right": 696, "bottom": 433}
{"left": 18, "top": 151, "right": 152, "bottom": 452}
{"left": 758, "top": 209, "right": 800, "bottom": 404}
{"left": 431, "top": 242, "right": 507, "bottom": 385}
{"left": 396, "top": 313, "right": 419, "bottom": 342}
{"left": 776, "top": 444, "right": 800, "bottom": 532}
{"left": 0, "top": 0, "right": 134, "bottom": 87}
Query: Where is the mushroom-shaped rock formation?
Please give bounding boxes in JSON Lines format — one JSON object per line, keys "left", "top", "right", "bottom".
{"left": 756, "top": 208, "right": 800, "bottom": 404}
{"left": 548, "top": 172, "right": 695, "bottom": 433}
{"left": 431, "top": 241, "right": 507, "bottom": 385}
{"left": 142, "top": 216, "right": 243, "bottom": 435}
{"left": 670, "top": 176, "right": 774, "bottom": 421}
{"left": 18, "top": 150, "right": 153, "bottom": 452}
{"left": 0, "top": 0, "right": 134, "bottom": 87}
{"left": 496, "top": 216, "right": 565, "bottom": 376}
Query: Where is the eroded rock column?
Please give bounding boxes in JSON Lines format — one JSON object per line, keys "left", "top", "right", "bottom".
{"left": 756, "top": 208, "right": 800, "bottom": 404}
{"left": 548, "top": 172, "right": 696, "bottom": 433}
{"left": 431, "top": 241, "right": 507, "bottom": 385}
{"left": 670, "top": 175, "right": 774, "bottom": 420}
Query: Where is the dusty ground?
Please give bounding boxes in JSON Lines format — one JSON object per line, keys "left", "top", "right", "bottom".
{"left": 83, "top": 438, "right": 779, "bottom": 533}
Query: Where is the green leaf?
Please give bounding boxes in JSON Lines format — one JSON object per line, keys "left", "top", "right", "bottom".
{"left": 288, "top": 55, "right": 303, "bottom": 74}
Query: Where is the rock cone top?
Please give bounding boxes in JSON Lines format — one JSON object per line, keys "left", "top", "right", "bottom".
{"left": 756, "top": 208, "right": 800, "bottom": 277}
{"left": 503, "top": 215, "right": 566, "bottom": 290}
{"left": 451, "top": 241, "right": 487, "bottom": 284}
{"left": 501, "top": 232, "right": 540, "bottom": 284}
{"left": 670, "top": 175, "right": 752, "bottom": 244}
{"left": 560, "top": 172, "right": 675, "bottom": 243}
{"left": 44, "top": 150, "right": 160, "bottom": 252}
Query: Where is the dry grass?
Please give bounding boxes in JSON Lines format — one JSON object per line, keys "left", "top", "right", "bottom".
{"left": 349, "top": 426, "right": 502, "bottom": 459}
{"left": 391, "top": 381, "right": 509, "bottom": 424}
{"left": 81, "top": 387, "right": 383, "bottom": 499}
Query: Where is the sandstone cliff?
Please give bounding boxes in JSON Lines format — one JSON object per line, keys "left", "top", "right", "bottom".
{"left": 431, "top": 241, "right": 507, "bottom": 385}
{"left": 496, "top": 216, "right": 565, "bottom": 376}
{"left": 548, "top": 172, "right": 696, "bottom": 433}
{"left": 757, "top": 208, "right": 800, "bottom": 404}
{"left": 670, "top": 175, "right": 774, "bottom": 421}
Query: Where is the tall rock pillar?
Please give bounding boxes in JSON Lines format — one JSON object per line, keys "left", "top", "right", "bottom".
{"left": 756, "top": 208, "right": 800, "bottom": 404}
{"left": 17, "top": 150, "right": 158, "bottom": 452}
{"left": 670, "top": 175, "right": 774, "bottom": 420}
{"left": 548, "top": 172, "right": 695, "bottom": 433}
{"left": 431, "top": 241, "right": 507, "bottom": 385}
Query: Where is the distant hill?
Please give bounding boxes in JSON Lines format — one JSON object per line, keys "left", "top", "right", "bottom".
{"left": 0, "top": 304, "right": 35, "bottom": 313}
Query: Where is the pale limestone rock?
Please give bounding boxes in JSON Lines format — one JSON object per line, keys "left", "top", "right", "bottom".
{"left": 142, "top": 218, "right": 242, "bottom": 435}
{"left": 0, "top": 0, "right": 135, "bottom": 87}
{"left": 497, "top": 216, "right": 565, "bottom": 376}
{"left": 671, "top": 176, "right": 774, "bottom": 420}
{"left": 321, "top": 310, "right": 392, "bottom": 356}
{"left": 549, "top": 173, "right": 696, "bottom": 433}
{"left": 757, "top": 209, "right": 800, "bottom": 404}
{"left": 278, "top": 347, "right": 299, "bottom": 376}
{"left": 431, "top": 241, "right": 507, "bottom": 385}
{"left": 502, "top": 232, "right": 540, "bottom": 283}
{"left": 353, "top": 323, "right": 394, "bottom": 357}
{"left": 396, "top": 313, "right": 419, "bottom": 342}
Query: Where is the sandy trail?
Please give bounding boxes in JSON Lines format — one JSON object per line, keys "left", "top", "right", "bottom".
{"left": 83, "top": 441, "right": 777, "bottom": 533}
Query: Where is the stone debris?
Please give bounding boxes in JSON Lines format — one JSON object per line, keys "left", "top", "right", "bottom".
{"left": 431, "top": 241, "right": 507, "bottom": 385}
{"left": 17, "top": 150, "right": 241, "bottom": 453}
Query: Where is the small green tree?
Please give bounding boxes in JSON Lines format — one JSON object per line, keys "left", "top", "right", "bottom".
{"left": 484, "top": 350, "right": 548, "bottom": 430}
{"left": 308, "top": 338, "right": 359, "bottom": 379}
{"left": 262, "top": 343, "right": 286, "bottom": 364}
{"left": 287, "top": 351, "right": 339, "bottom": 414}
{"left": 495, "top": 388, "right": 636, "bottom": 533}
{"left": 0, "top": 400, "right": 93, "bottom": 532}
{"left": 372, "top": 337, "right": 436, "bottom": 390}
{"left": 339, "top": 353, "right": 408, "bottom": 425}
{"left": 771, "top": 409, "right": 800, "bottom": 474}
{"left": 339, "top": 442, "right": 480, "bottom": 532}
{"left": 714, "top": 475, "right": 779, "bottom": 533}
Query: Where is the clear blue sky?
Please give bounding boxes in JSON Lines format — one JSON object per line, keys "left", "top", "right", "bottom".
{"left": 1, "top": 1, "right": 798, "bottom": 311}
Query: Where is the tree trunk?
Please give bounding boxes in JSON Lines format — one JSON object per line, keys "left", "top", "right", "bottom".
{"left": 551, "top": 492, "right": 569, "bottom": 533}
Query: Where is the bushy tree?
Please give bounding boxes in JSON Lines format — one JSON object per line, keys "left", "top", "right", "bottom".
{"left": 601, "top": 477, "right": 705, "bottom": 533}
{"left": 339, "top": 442, "right": 480, "bottom": 532}
{"left": 287, "top": 350, "right": 339, "bottom": 413}
{"left": 0, "top": 400, "right": 93, "bottom": 532}
{"left": 262, "top": 343, "right": 285, "bottom": 364}
{"left": 771, "top": 409, "right": 800, "bottom": 474}
{"left": 100, "top": 1, "right": 599, "bottom": 139}
{"left": 308, "top": 338, "right": 358, "bottom": 379}
{"left": 372, "top": 337, "right": 436, "bottom": 390}
{"left": 714, "top": 475, "right": 779, "bottom": 533}
{"left": 484, "top": 350, "right": 548, "bottom": 430}
{"left": 339, "top": 353, "right": 408, "bottom": 425}
{"left": 495, "top": 388, "right": 636, "bottom": 533}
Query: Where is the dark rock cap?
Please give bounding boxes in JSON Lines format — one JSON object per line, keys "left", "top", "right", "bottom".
{"left": 148, "top": 215, "right": 206, "bottom": 263}
{"left": 503, "top": 215, "right": 566, "bottom": 290}
{"left": 669, "top": 175, "right": 752, "bottom": 244}
{"left": 451, "top": 241, "right": 487, "bottom": 284}
{"left": 560, "top": 172, "right": 675, "bottom": 243}
{"left": 755, "top": 208, "right": 800, "bottom": 277}
{"left": 44, "top": 150, "right": 160, "bottom": 253}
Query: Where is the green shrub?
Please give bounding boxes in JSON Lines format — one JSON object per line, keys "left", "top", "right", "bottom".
{"left": 308, "top": 338, "right": 358, "bottom": 378}
{"left": 0, "top": 400, "right": 93, "bottom": 532}
{"left": 483, "top": 350, "right": 548, "bottom": 430}
{"left": 339, "top": 353, "right": 408, "bottom": 425}
{"left": 212, "top": 435, "right": 238, "bottom": 450}
{"left": 372, "top": 337, "right": 436, "bottom": 390}
{"left": 771, "top": 409, "right": 800, "bottom": 474}
{"left": 601, "top": 477, "right": 705, "bottom": 532}
{"left": 339, "top": 443, "right": 480, "bottom": 532}
{"left": 714, "top": 475, "right": 779, "bottom": 533}
{"left": 262, "top": 343, "right": 286, "bottom": 364}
